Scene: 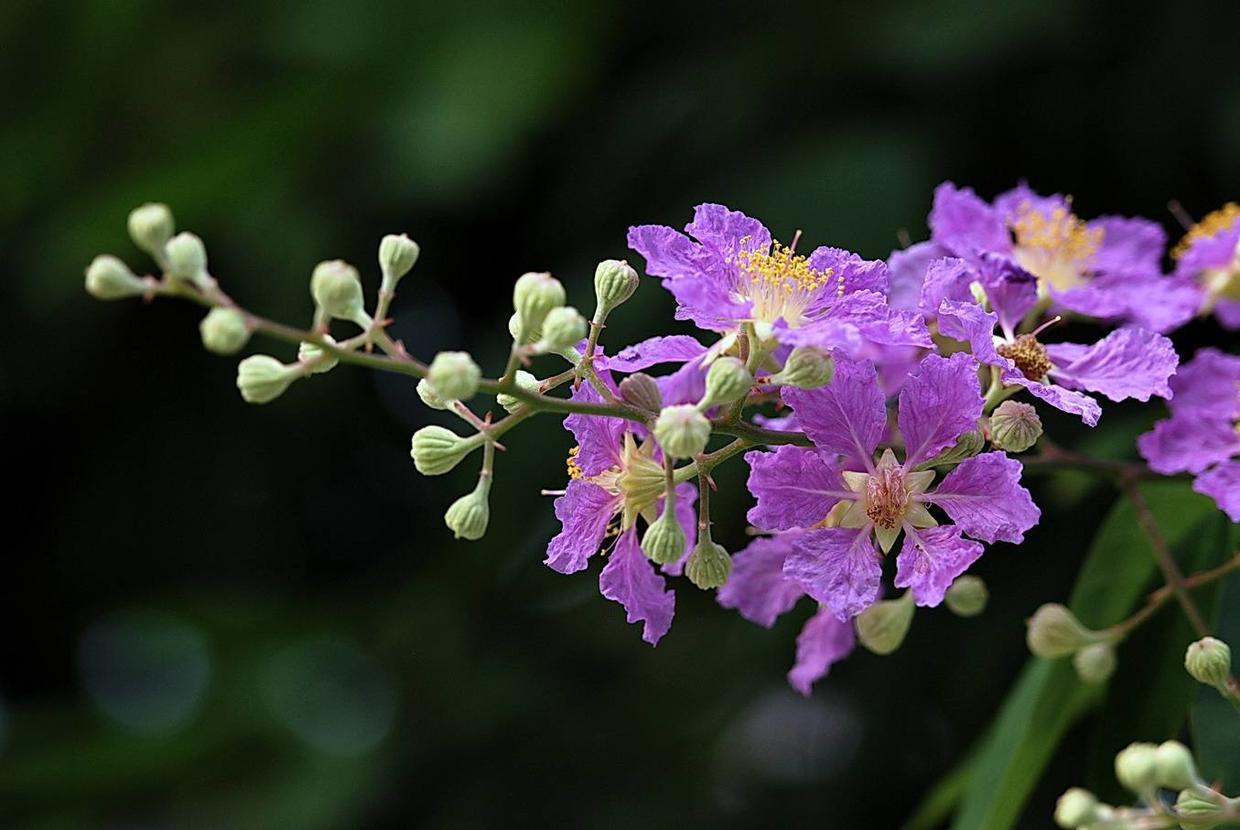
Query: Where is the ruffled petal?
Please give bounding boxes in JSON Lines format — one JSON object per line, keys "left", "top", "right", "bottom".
{"left": 599, "top": 335, "right": 708, "bottom": 372}
{"left": 783, "top": 355, "right": 887, "bottom": 466}
{"left": 784, "top": 527, "right": 883, "bottom": 620}
{"left": 598, "top": 529, "right": 675, "bottom": 645}
{"left": 1167, "top": 348, "right": 1240, "bottom": 418}
{"left": 894, "top": 525, "right": 984, "bottom": 607}
{"left": 1046, "top": 327, "right": 1177, "bottom": 403}
{"left": 1138, "top": 414, "right": 1240, "bottom": 475}
{"left": 745, "top": 446, "right": 851, "bottom": 531}
{"left": 887, "top": 241, "right": 947, "bottom": 310}
{"left": 545, "top": 480, "right": 619, "bottom": 574}
{"left": 806, "top": 246, "right": 890, "bottom": 297}
{"left": 787, "top": 608, "right": 856, "bottom": 696}
{"left": 625, "top": 224, "right": 703, "bottom": 280}
{"left": 685, "top": 203, "right": 771, "bottom": 257}
{"left": 897, "top": 352, "right": 985, "bottom": 467}
{"left": 926, "top": 452, "right": 1041, "bottom": 543}
{"left": 1194, "top": 461, "right": 1240, "bottom": 523}
{"left": 718, "top": 532, "right": 806, "bottom": 627}
{"left": 929, "top": 182, "right": 1011, "bottom": 258}
{"left": 563, "top": 383, "right": 626, "bottom": 476}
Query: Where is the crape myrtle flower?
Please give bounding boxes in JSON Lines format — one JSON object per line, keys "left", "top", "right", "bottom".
{"left": 929, "top": 182, "right": 1198, "bottom": 333}
{"left": 718, "top": 530, "right": 856, "bottom": 695}
{"left": 1171, "top": 203, "right": 1240, "bottom": 329}
{"left": 1138, "top": 349, "right": 1240, "bottom": 521}
{"left": 626, "top": 203, "right": 931, "bottom": 359}
{"left": 745, "top": 353, "right": 1040, "bottom": 620}
{"left": 928, "top": 257, "right": 1178, "bottom": 426}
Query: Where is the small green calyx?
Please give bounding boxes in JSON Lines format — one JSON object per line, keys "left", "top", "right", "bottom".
{"left": 127, "top": 202, "right": 175, "bottom": 262}
{"left": 768, "top": 346, "right": 834, "bottom": 388}
{"left": 614, "top": 435, "right": 665, "bottom": 528}
{"left": 1114, "top": 742, "right": 1160, "bottom": 795}
{"left": 990, "top": 400, "right": 1043, "bottom": 452}
{"left": 410, "top": 425, "right": 484, "bottom": 476}
{"left": 298, "top": 338, "right": 339, "bottom": 374}
{"left": 496, "top": 370, "right": 539, "bottom": 414}
{"left": 512, "top": 272, "right": 566, "bottom": 343}
{"left": 855, "top": 591, "right": 914, "bottom": 655}
{"left": 944, "top": 574, "right": 988, "bottom": 617}
{"left": 1026, "top": 603, "right": 1106, "bottom": 658}
{"left": 1185, "top": 636, "right": 1232, "bottom": 687}
{"left": 1072, "top": 642, "right": 1116, "bottom": 684}
{"left": 310, "top": 260, "right": 368, "bottom": 326}
{"left": 652, "top": 404, "right": 711, "bottom": 458}
{"left": 685, "top": 540, "right": 732, "bottom": 590}
{"left": 593, "top": 259, "right": 639, "bottom": 322}
{"left": 698, "top": 356, "right": 753, "bottom": 409}
{"left": 236, "top": 355, "right": 303, "bottom": 404}
{"left": 199, "top": 308, "right": 251, "bottom": 355}
{"left": 444, "top": 477, "right": 491, "bottom": 540}
{"left": 537, "top": 306, "right": 587, "bottom": 353}
{"left": 85, "top": 255, "right": 147, "bottom": 300}
{"left": 427, "top": 351, "right": 481, "bottom": 401}
{"left": 1153, "top": 741, "right": 1199, "bottom": 791}
{"left": 378, "top": 233, "right": 420, "bottom": 286}
{"left": 641, "top": 508, "right": 686, "bottom": 565}
{"left": 1053, "top": 788, "right": 1099, "bottom": 828}
{"left": 165, "top": 231, "right": 209, "bottom": 286}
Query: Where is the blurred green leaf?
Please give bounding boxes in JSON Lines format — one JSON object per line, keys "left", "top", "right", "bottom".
{"left": 1191, "top": 545, "right": 1240, "bottom": 792}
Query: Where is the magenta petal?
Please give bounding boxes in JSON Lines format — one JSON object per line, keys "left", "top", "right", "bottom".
{"left": 563, "top": 383, "right": 625, "bottom": 476}
{"left": 1138, "top": 414, "right": 1240, "bottom": 475}
{"left": 685, "top": 203, "right": 772, "bottom": 257}
{"left": 599, "top": 335, "right": 708, "bottom": 372}
{"left": 1088, "top": 215, "right": 1166, "bottom": 277}
{"left": 784, "top": 356, "right": 886, "bottom": 466}
{"left": 599, "top": 529, "right": 675, "bottom": 645}
{"left": 887, "top": 241, "right": 948, "bottom": 310}
{"left": 895, "top": 525, "right": 984, "bottom": 607}
{"left": 784, "top": 527, "right": 883, "bottom": 620}
{"left": 806, "top": 246, "right": 890, "bottom": 296}
{"left": 625, "top": 224, "right": 703, "bottom": 280}
{"left": 1194, "top": 461, "right": 1240, "bottom": 523}
{"left": 1046, "top": 327, "right": 1178, "bottom": 403}
{"left": 745, "top": 446, "right": 850, "bottom": 531}
{"left": 898, "top": 352, "right": 984, "bottom": 466}
{"left": 918, "top": 257, "right": 975, "bottom": 319}
{"left": 929, "top": 182, "right": 1011, "bottom": 257}
{"left": 937, "top": 299, "right": 1004, "bottom": 364}
{"left": 787, "top": 608, "right": 856, "bottom": 696}
{"left": 718, "top": 532, "right": 806, "bottom": 627}
{"left": 545, "top": 480, "right": 618, "bottom": 574}
{"left": 927, "top": 452, "right": 1041, "bottom": 543}
{"left": 1010, "top": 374, "right": 1103, "bottom": 427}
{"left": 1167, "top": 348, "right": 1240, "bottom": 418}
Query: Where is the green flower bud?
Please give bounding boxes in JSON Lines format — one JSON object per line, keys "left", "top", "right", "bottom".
{"left": 410, "top": 426, "right": 482, "bottom": 476}
{"left": 699, "top": 357, "right": 753, "bottom": 409}
{"left": 199, "top": 307, "right": 250, "bottom": 355}
{"left": 990, "top": 400, "right": 1043, "bottom": 453}
{"left": 297, "top": 338, "right": 339, "bottom": 374}
{"left": 1026, "top": 603, "right": 1104, "bottom": 658}
{"left": 236, "top": 355, "right": 302, "bottom": 404}
{"left": 444, "top": 477, "right": 491, "bottom": 540}
{"left": 512, "top": 272, "right": 565, "bottom": 342}
{"left": 427, "top": 351, "right": 481, "bottom": 401}
{"left": 1153, "top": 741, "right": 1199, "bottom": 791}
{"left": 165, "top": 231, "right": 209, "bottom": 285}
{"left": 1175, "top": 788, "right": 1229, "bottom": 830}
{"left": 1073, "top": 642, "right": 1116, "bottom": 684}
{"left": 593, "top": 259, "right": 639, "bottom": 322}
{"left": 496, "top": 370, "right": 539, "bottom": 414}
{"left": 856, "top": 591, "right": 915, "bottom": 655}
{"left": 618, "top": 373, "right": 663, "bottom": 413}
{"left": 969, "top": 280, "right": 989, "bottom": 308}
{"left": 310, "top": 260, "right": 367, "bottom": 325}
{"left": 918, "top": 430, "right": 985, "bottom": 470}
{"left": 769, "top": 347, "right": 834, "bottom": 388}
{"left": 652, "top": 404, "right": 711, "bottom": 458}
{"left": 508, "top": 312, "right": 538, "bottom": 343}
{"left": 1185, "top": 637, "right": 1232, "bottom": 687}
{"left": 127, "top": 202, "right": 174, "bottom": 262}
{"left": 538, "top": 306, "right": 587, "bottom": 352}
{"left": 685, "top": 540, "right": 732, "bottom": 590}
{"left": 641, "top": 509, "right": 686, "bottom": 565}
{"left": 944, "top": 575, "right": 989, "bottom": 617}
{"left": 416, "top": 378, "right": 453, "bottom": 410}
{"left": 1053, "top": 787, "right": 1099, "bottom": 828}
{"left": 378, "top": 233, "right": 420, "bottom": 286}
{"left": 84, "top": 254, "right": 147, "bottom": 300}
{"left": 1114, "top": 742, "right": 1160, "bottom": 795}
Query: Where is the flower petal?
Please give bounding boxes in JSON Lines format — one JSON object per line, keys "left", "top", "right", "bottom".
{"left": 887, "top": 241, "right": 948, "bottom": 310}
{"left": 1194, "top": 461, "right": 1240, "bottom": 523}
{"left": 1167, "top": 348, "right": 1240, "bottom": 418}
{"left": 563, "top": 383, "right": 626, "bottom": 476}
{"left": 895, "top": 525, "right": 984, "bottom": 607}
{"left": 545, "top": 480, "right": 618, "bottom": 574}
{"left": 1138, "top": 414, "right": 1240, "bottom": 475}
{"left": 1046, "top": 327, "right": 1178, "bottom": 403}
{"left": 787, "top": 608, "right": 856, "bottom": 696}
{"left": 745, "top": 446, "right": 851, "bottom": 531}
{"left": 625, "top": 224, "right": 703, "bottom": 280}
{"left": 898, "top": 352, "right": 984, "bottom": 466}
{"left": 599, "top": 529, "right": 675, "bottom": 645}
{"left": 784, "top": 527, "right": 883, "bottom": 620}
{"left": 598, "top": 335, "right": 708, "bottom": 372}
{"left": 718, "top": 532, "right": 806, "bottom": 627}
{"left": 929, "top": 182, "right": 1011, "bottom": 258}
{"left": 926, "top": 452, "right": 1041, "bottom": 543}
{"left": 685, "top": 203, "right": 771, "bottom": 257}
{"left": 783, "top": 356, "right": 886, "bottom": 466}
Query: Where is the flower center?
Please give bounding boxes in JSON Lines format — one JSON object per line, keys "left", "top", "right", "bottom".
{"left": 1173, "top": 203, "right": 1240, "bottom": 260}
{"left": 997, "top": 334, "right": 1053, "bottom": 381}
{"left": 1010, "top": 200, "right": 1103, "bottom": 292}
{"left": 730, "top": 238, "right": 838, "bottom": 328}
{"left": 864, "top": 466, "right": 911, "bottom": 530}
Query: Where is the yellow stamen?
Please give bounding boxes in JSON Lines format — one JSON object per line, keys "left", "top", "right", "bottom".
{"left": 729, "top": 237, "right": 836, "bottom": 327}
{"left": 1173, "top": 203, "right": 1240, "bottom": 260}
{"left": 1010, "top": 200, "right": 1103, "bottom": 292}
{"left": 566, "top": 445, "right": 582, "bottom": 479}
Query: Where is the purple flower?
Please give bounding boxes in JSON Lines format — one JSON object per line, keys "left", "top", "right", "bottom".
{"left": 929, "top": 182, "right": 1196, "bottom": 333}
{"left": 1171, "top": 203, "right": 1240, "bottom": 329}
{"left": 745, "top": 353, "right": 1040, "bottom": 620}
{"left": 1139, "top": 348, "right": 1240, "bottom": 522}
{"left": 717, "top": 531, "right": 856, "bottom": 695}
{"left": 627, "top": 204, "right": 931, "bottom": 355}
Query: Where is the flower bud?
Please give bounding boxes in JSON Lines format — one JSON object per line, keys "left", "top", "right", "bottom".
{"left": 512, "top": 272, "right": 565, "bottom": 342}
{"left": 378, "top": 234, "right": 420, "bottom": 286}
{"left": 969, "top": 280, "right": 989, "bottom": 308}
{"left": 652, "top": 404, "right": 711, "bottom": 458}
{"left": 199, "top": 307, "right": 250, "bottom": 355}
{"left": 311, "top": 260, "right": 367, "bottom": 325}
{"left": 165, "top": 232, "right": 209, "bottom": 285}
{"left": 699, "top": 357, "right": 753, "bottom": 409}
{"left": 685, "top": 540, "right": 731, "bottom": 590}
{"left": 593, "top": 259, "right": 639, "bottom": 322}
{"left": 1175, "top": 788, "right": 1229, "bottom": 829}
{"left": 918, "top": 430, "right": 985, "bottom": 469}
{"left": 496, "top": 370, "right": 539, "bottom": 414}
{"left": 417, "top": 378, "right": 453, "bottom": 410}
{"left": 618, "top": 373, "right": 663, "bottom": 413}
{"left": 427, "top": 351, "right": 481, "bottom": 401}
{"left": 1153, "top": 741, "right": 1199, "bottom": 791}
{"left": 297, "top": 338, "right": 339, "bottom": 374}
{"left": 944, "top": 575, "right": 988, "bottom": 617}
{"left": 508, "top": 312, "right": 538, "bottom": 343}
{"left": 1073, "top": 642, "right": 1116, "bottom": 684}
{"left": 1114, "top": 742, "right": 1160, "bottom": 794}
{"left": 1053, "top": 788, "right": 1099, "bottom": 828}
{"left": 641, "top": 509, "right": 686, "bottom": 565}
{"left": 84, "top": 255, "right": 146, "bottom": 300}
{"left": 1185, "top": 637, "right": 1232, "bottom": 688}
{"left": 444, "top": 477, "right": 491, "bottom": 540}
{"left": 538, "top": 306, "right": 587, "bottom": 352}
{"left": 990, "top": 400, "right": 1043, "bottom": 453}
{"left": 856, "top": 592, "right": 914, "bottom": 655}
{"left": 769, "top": 347, "right": 834, "bottom": 388}
{"left": 1026, "top": 603, "right": 1103, "bottom": 658}
{"left": 410, "top": 426, "right": 481, "bottom": 476}
{"left": 236, "top": 355, "right": 301, "bottom": 404}
{"left": 127, "top": 203, "right": 174, "bottom": 261}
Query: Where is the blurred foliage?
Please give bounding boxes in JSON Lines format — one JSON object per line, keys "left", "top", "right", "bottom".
{"left": 3, "top": 0, "right": 1239, "bottom": 827}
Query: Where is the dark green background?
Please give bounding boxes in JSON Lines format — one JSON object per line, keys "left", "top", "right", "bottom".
{"left": 4, "top": 1, "right": 1239, "bottom": 827}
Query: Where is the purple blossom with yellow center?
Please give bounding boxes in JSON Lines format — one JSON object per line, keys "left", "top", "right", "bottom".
{"left": 1171, "top": 203, "right": 1240, "bottom": 329}
{"left": 1139, "top": 348, "right": 1240, "bottom": 522}
{"left": 626, "top": 203, "right": 931, "bottom": 358}
{"left": 744, "top": 353, "right": 1040, "bottom": 620}
{"left": 929, "top": 182, "right": 1198, "bottom": 333}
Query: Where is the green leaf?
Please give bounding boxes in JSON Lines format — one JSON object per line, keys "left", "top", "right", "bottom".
{"left": 1191, "top": 524, "right": 1240, "bottom": 791}
{"left": 948, "top": 482, "right": 1219, "bottom": 830}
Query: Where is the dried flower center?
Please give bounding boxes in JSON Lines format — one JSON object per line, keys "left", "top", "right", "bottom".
{"left": 1010, "top": 200, "right": 1103, "bottom": 292}
{"left": 1173, "top": 203, "right": 1240, "bottom": 260}
{"left": 729, "top": 238, "right": 839, "bottom": 328}
{"left": 865, "top": 467, "right": 910, "bottom": 530}
{"left": 997, "top": 334, "right": 1053, "bottom": 381}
